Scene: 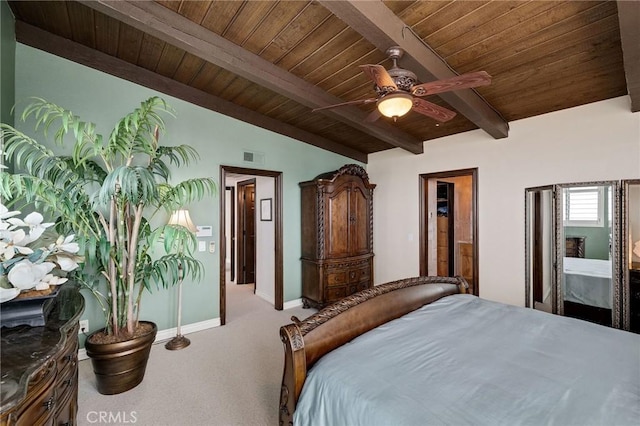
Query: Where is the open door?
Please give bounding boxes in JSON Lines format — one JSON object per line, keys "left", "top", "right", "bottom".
{"left": 237, "top": 179, "right": 256, "bottom": 285}
{"left": 420, "top": 169, "right": 478, "bottom": 295}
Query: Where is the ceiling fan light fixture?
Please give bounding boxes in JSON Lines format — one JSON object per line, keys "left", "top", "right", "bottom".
{"left": 377, "top": 92, "right": 413, "bottom": 118}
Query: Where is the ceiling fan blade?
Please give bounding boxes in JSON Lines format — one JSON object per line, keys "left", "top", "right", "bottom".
{"left": 412, "top": 98, "right": 457, "bottom": 122}
{"left": 411, "top": 71, "right": 491, "bottom": 97}
{"left": 312, "top": 98, "right": 377, "bottom": 112}
{"left": 359, "top": 64, "right": 397, "bottom": 91}
{"left": 365, "top": 109, "right": 381, "bottom": 123}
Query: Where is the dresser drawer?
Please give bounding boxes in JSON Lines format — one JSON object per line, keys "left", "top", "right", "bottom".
{"left": 347, "top": 266, "right": 370, "bottom": 284}
{"left": 326, "top": 271, "right": 348, "bottom": 287}
{"left": 326, "top": 286, "right": 347, "bottom": 302}
{"left": 14, "top": 361, "right": 57, "bottom": 426}
{"left": 56, "top": 336, "right": 79, "bottom": 376}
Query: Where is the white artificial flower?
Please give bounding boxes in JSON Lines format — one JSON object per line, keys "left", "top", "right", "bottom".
{"left": 41, "top": 274, "right": 68, "bottom": 286}
{"left": 7, "top": 261, "right": 55, "bottom": 290}
{"left": 0, "top": 229, "right": 34, "bottom": 261}
{"left": 0, "top": 287, "right": 19, "bottom": 303}
{"left": 54, "top": 234, "right": 80, "bottom": 254}
{"left": 8, "top": 211, "right": 54, "bottom": 245}
{"left": 54, "top": 254, "right": 80, "bottom": 272}
{"left": 0, "top": 204, "right": 20, "bottom": 220}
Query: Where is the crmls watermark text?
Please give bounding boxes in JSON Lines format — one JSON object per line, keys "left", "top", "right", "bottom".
{"left": 86, "top": 411, "right": 137, "bottom": 424}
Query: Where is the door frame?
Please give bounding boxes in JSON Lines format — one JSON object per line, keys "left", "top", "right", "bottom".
{"left": 419, "top": 168, "right": 479, "bottom": 295}
{"left": 225, "top": 186, "right": 236, "bottom": 282}
{"left": 220, "top": 165, "right": 283, "bottom": 326}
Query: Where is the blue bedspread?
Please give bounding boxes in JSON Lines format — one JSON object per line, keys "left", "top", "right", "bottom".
{"left": 294, "top": 294, "right": 640, "bottom": 426}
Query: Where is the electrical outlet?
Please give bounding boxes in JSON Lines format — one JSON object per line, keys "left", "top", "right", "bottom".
{"left": 79, "top": 320, "right": 89, "bottom": 334}
{"left": 209, "top": 241, "right": 215, "bottom": 253}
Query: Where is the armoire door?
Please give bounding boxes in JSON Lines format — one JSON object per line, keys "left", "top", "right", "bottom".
{"left": 327, "top": 182, "right": 351, "bottom": 258}
{"left": 350, "top": 182, "right": 370, "bottom": 256}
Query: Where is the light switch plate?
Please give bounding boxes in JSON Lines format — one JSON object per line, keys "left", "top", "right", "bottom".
{"left": 209, "top": 241, "right": 215, "bottom": 253}
{"left": 198, "top": 241, "right": 206, "bottom": 252}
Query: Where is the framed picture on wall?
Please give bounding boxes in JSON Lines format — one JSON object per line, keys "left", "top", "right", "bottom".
{"left": 260, "top": 198, "right": 272, "bottom": 221}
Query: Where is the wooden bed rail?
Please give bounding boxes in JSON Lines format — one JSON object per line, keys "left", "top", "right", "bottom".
{"left": 279, "top": 276, "right": 468, "bottom": 425}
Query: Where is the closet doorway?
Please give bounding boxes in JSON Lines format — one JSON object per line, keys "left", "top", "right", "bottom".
{"left": 419, "top": 169, "right": 479, "bottom": 295}
{"left": 220, "top": 166, "right": 283, "bottom": 326}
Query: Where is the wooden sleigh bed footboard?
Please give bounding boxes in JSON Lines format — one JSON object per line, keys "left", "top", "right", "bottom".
{"left": 279, "top": 276, "right": 468, "bottom": 425}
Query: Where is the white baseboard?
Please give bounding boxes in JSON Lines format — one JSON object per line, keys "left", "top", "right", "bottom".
{"left": 78, "top": 318, "right": 221, "bottom": 361}
{"left": 283, "top": 298, "right": 303, "bottom": 310}
{"left": 255, "top": 289, "right": 275, "bottom": 305}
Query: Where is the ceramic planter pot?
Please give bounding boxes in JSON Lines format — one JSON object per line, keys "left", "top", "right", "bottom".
{"left": 85, "top": 321, "right": 157, "bottom": 395}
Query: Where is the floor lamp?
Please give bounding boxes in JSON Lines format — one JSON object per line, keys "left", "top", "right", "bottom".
{"left": 165, "top": 209, "right": 197, "bottom": 351}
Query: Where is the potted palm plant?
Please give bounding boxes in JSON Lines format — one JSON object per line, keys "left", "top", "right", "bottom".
{"left": 0, "top": 96, "right": 215, "bottom": 394}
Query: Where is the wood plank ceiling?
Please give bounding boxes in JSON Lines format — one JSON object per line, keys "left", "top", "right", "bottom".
{"left": 8, "top": 1, "right": 637, "bottom": 163}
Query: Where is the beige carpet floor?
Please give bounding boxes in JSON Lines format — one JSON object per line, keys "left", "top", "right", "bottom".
{"left": 76, "top": 283, "right": 314, "bottom": 426}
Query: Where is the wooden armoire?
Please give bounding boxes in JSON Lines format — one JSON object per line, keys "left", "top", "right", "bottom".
{"left": 300, "top": 164, "right": 376, "bottom": 309}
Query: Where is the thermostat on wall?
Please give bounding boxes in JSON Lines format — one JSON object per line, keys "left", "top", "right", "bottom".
{"left": 196, "top": 225, "right": 213, "bottom": 237}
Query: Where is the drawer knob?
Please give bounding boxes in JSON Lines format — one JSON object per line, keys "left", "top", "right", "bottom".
{"left": 43, "top": 395, "right": 55, "bottom": 411}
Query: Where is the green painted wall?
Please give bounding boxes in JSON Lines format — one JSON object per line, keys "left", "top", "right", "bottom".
{"left": 14, "top": 44, "right": 357, "bottom": 334}
{"left": 0, "top": 0, "right": 15, "bottom": 128}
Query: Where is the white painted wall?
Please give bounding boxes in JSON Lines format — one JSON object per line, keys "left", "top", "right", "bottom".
{"left": 368, "top": 96, "right": 640, "bottom": 307}
{"left": 255, "top": 176, "right": 275, "bottom": 303}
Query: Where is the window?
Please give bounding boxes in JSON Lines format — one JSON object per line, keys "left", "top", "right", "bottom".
{"left": 563, "top": 186, "right": 604, "bottom": 227}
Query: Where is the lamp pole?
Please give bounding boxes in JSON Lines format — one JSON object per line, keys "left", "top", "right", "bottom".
{"left": 165, "top": 262, "right": 190, "bottom": 350}
{"left": 165, "top": 209, "right": 196, "bottom": 351}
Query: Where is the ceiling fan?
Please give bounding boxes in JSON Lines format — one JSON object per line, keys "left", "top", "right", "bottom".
{"left": 313, "top": 46, "right": 492, "bottom": 123}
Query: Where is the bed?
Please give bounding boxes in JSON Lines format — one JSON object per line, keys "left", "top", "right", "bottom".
{"left": 562, "top": 257, "right": 612, "bottom": 309}
{"left": 279, "top": 276, "right": 640, "bottom": 425}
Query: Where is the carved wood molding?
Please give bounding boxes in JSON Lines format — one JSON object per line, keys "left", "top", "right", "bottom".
{"left": 296, "top": 276, "right": 465, "bottom": 335}
{"left": 324, "top": 258, "right": 371, "bottom": 270}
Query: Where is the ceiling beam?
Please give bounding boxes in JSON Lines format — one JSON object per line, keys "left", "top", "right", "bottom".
{"left": 14, "top": 21, "right": 369, "bottom": 163}
{"left": 78, "top": 0, "right": 423, "bottom": 154}
{"left": 617, "top": 0, "right": 640, "bottom": 112}
{"left": 320, "top": 0, "right": 510, "bottom": 139}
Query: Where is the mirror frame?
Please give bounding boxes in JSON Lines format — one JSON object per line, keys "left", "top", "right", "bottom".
{"left": 621, "top": 179, "right": 640, "bottom": 331}
{"left": 554, "top": 181, "right": 620, "bottom": 327}
{"left": 524, "top": 185, "right": 555, "bottom": 311}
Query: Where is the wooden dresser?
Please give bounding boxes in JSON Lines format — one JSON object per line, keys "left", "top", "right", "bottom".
{"left": 1, "top": 284, "right": 84, "bottom": 425}
{"left": 565, "top": 236, "right": 586, "bottom": 258}
{"left": 300, "top": 164, "right": 376, "bottom": 309}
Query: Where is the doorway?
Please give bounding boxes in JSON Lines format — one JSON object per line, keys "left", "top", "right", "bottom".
{"left": 419, "top": 168, "right": 479, "bottom": 295}
{"left": 219, "top": 166, "right": 283, "bottom": 326}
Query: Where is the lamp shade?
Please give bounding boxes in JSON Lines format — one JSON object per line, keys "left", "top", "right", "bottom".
{"left": 377, "top": 92, "right": 413, "bottom": 118}
{"left": 167, "top": 209, "right": 197, "bottom": 233}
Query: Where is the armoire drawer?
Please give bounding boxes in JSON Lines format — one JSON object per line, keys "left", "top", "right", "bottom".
{"left": 326, "top": 286, "right": 347, "bottom": 301}
{"left": 327, "top": 271, "right": 348, "bottom": 287}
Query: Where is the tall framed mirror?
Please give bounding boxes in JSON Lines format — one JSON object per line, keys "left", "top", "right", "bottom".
{"left": 555, "top": 181, "right": 620, "bottom": 328}
{"left": 526, "top": 181, "right": 624, "bottom": 329}
{"left": 621, "top": 179, "right": 640, "bottom": 332}
{"left": 525, "top": 186, "right": 555, "bottom": 313}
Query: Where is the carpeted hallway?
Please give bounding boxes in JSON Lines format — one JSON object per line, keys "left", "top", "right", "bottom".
{"left": 76, "top": 283, "right": 314, "bottom": 426}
